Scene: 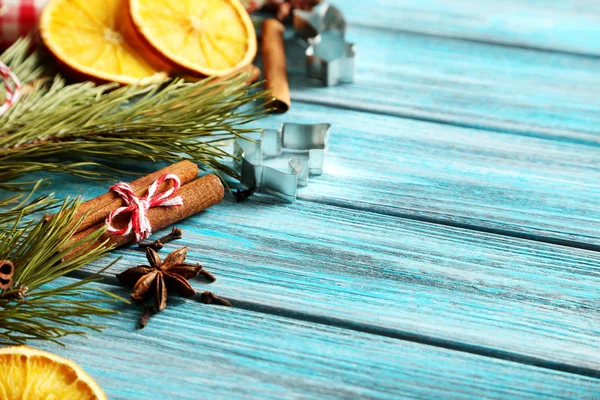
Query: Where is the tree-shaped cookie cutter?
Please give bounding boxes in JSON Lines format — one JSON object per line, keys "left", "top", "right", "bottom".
{"left": 234, "top": 123, "right": 331, "bottom": 202}
{"left": 293, "top": 3, "right": 355, "bottom": 86}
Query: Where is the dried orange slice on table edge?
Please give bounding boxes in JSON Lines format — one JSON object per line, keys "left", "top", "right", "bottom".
{"left": 40, "top": 0, "right": 167, "bottom": 85}
{"left": 0, "top": 346, "right": 106, "bottom": 400}
{"left": 128, "top": 0, "right": 257, "bottom": 77}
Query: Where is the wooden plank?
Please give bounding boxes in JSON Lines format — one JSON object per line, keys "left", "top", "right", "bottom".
{"left": 338, "top": 0, "right": 600, "bottom": 56}
{"left": 33, "top": 278, "right": 600, "bottom": 399}
{"left": 282, "top": 25, "right": 600, "bottom": 144}
{"left": 46, "top": 172, "right": 600, "bottom": 373}
{"left": 251, "top": 102, "right": 600, "bottom": 248}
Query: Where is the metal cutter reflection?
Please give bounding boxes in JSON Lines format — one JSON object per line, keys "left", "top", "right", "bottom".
{"left": 235, "top": 123, "right": 332, "bottom": 202}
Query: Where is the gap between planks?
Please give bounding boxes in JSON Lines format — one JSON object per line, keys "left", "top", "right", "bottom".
{"left": 25, "top": 11, "right": 600, "bottom": 382}
{"left": 338, "top": 0, "right": 600, "bottom": 58}
{"left": 63, "top": 195, "right": 600, "bottom": 380}
{"left": 69, "top": 268, "right": 600, "bottom": 381}
{"left": 346, "top": 21, "right": 600, "bottom": 60}
{"left": 302, "top": 196, "right": 600, "bottom": 253}
{"left": 33, "top": 278, "right": 600, "bottom": 400}
{"left": 290, "top": 97, "right": 600, "bottom": 149}
{"left": 277, "top": 24, "right": 600, "bottom": 146}
{"left": 246, "top": 102, "right": 600, "bottom": 250}
{"left": 28, "top": 94, "right": 600, "bottom": 379}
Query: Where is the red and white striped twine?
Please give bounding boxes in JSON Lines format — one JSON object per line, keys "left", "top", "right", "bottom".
{"left": 0, "top": 60, "right": 22, "bottom": 116}
{"left": 106, "top": 173, "right": 184, "bottom": 243}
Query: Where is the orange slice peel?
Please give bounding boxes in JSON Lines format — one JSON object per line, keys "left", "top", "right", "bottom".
{"left": 0, "top": 345, "right": 106, "bottom": 400}
{"left": 129, "top": 0, "right": 257, "bottom": 77}
{"left": 40, "top": 0, "right": 167, "bottom": 85}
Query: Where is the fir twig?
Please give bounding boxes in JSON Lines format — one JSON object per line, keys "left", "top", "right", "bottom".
{"left": 0, "top": 190, "right": 124, "bottom": 345}
{"left": 0, "top": 37, "right": 48, "bottom": 94}
{"left": 0, "top": 37, "right": 270, "bottom": 189}
{"left": 0, "top": 35, "right": 270, "bottom": 344}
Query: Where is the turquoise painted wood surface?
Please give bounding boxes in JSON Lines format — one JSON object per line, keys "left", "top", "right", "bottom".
{"left": 252, "top": 103, "right": 600, "bottom": 248}
{"left": 50, "top": 183, "right": 600, "bottom": 372}
{"left": 3, "top": 1, "right": 600, "bottom": 398}
{"left": 284, "top": 26, "right": 600, "bottom": 144}
{"left": 33, "top": 279, "right": 600, "bottom": 399}
{"left": 341, "top": 0, "right": 600, "bottom": 56}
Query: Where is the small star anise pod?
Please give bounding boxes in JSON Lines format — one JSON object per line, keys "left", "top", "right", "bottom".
{"left": 116, "top": 247, "right": 203, "bottom": 311}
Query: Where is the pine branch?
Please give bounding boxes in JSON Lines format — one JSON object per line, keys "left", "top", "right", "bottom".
{"left": 0, "top": 38, "right": 48, "bottom": 94}
{"left": 0, "top": 190, "right": 124, "bottom": 345}
{"left": 0, "top": 36, "right": 270, "bottom": 344}
{"left": 0, "top": 37, "right": 270, "bottom": 188}
{"left": 0, "top": 181, "right": 55, "bottom": 224}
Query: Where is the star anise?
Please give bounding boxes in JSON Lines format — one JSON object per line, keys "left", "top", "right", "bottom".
{"left": 116, "top": 247, "right": 203, "bottom": 311}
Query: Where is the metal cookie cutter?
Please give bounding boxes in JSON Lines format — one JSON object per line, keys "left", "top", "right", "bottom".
{"left": 293, "top": 3, "right": 356, "bottom": 86}
{"left": 235, "top": 123, "right": 332, "bottom": 202}
{"left": 293, "top": 3, "right": 346, "bottom": 41}
{"left": 306, "top": 31, "right": 356, "bottom": 86}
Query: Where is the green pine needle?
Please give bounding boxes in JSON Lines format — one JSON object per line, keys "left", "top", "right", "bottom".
{"left": 0, "top": 190, "right": 124, "bottom": 345}
{"left": 0, "top": 37, "right": 271, "bottom": 189}
{"left": 0, "top": 36, "right": 271, "bottom": 344}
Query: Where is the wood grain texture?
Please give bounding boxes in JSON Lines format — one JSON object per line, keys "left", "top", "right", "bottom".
{"left": 282, "top": 25, "right": 600, "bottom": 144}
{"left": 32, "top": 278, "right": 600, "bottom": 400}
{"left": 339, "top": 0, "right": 600, "bottom": 56}
{"left": 249, "top": 102, "right": 600, "bottom": 248}
{"left": 44, "top": 172, "right": 600, "bottom": 372}
{"left": 3, "top": 3, "right": 599, "bottom": 397}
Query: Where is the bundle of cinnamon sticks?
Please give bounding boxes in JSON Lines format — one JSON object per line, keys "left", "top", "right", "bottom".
{"left": 67, "top": 161, "right": 224, "bottom": 258}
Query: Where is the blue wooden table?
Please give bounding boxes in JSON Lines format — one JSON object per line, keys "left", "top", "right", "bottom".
{"left": 32, "top": 1, "right": 600, "bottom": 398}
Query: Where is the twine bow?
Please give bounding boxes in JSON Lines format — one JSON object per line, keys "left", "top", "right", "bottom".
{"left": 0, "top": 60, "right": 22, "bottom": 116}
{"left": 106, "top": 173, "right": 184, "bottom": 242}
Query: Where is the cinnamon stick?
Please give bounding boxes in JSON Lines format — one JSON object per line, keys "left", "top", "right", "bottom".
{"left": 262, "top": 19, "right": 290, "bottom": 113}
{"left": 74, "top": 160, "right": 198, "bottom": 233}
{"left": 67, "top": 174, "right": 224, "bottom": 260}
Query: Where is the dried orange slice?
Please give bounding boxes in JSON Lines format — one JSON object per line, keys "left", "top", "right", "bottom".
{"left": 129, "top": 0, "right": 257, "bottom": 77}
{"left": 40, "top": 0, "right": 167, "bottom": 85}
{"left": 0, "top": 346, "right": 106, "bottom": 399}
